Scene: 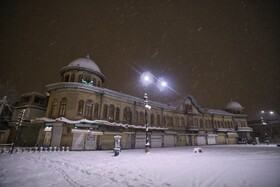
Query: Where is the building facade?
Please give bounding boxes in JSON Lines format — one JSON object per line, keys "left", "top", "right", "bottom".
{"left": 10, "top": 56, "right": 252, "bottom": 150}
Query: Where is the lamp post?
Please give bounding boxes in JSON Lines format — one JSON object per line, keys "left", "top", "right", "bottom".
{"left": 260, "top": 110, "right": 275, "bottom": 144}
{"left": 144, "top": 93, "right": 150, "bottom": 153}
{"left": 140, "top": 71, "right": 167, "bottom": 153}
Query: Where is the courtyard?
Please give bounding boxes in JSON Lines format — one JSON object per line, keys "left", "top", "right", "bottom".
{"left": 0, "top": 144, "right": 280, "bottom": 187}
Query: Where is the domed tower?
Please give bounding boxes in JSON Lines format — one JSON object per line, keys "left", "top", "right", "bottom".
{"left": 225, "top": 101, "right": 244, "bottom": 114}
{"left": 59, "top": 55, "right": 105, "bottom": 87}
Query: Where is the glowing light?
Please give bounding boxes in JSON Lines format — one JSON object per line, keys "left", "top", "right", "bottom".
{"left": 140, "top": 71, "right": 154, "bottom": 87}
{"left": 157, "top": 77, "right": 167, "bottom": 91}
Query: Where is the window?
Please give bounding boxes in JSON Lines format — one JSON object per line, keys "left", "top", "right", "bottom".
{"left": 92, "top": 77, "right": 96, "bottom": 86}
{"left": 70, "top": 74, "right": 75, "bottom": 82}
{"left": 102, "top": 104, "right": 108, "bottom": 120}
{"left": 200, "top": 119, "right": 204, "bottom": 128}
{"left": 181, "top": 117, "right": 185, "bottom": 127}
{"left": 150, "top": 113, "right": 154, "bottom": 126}
{"left": 175, "top": 116, "right": 179, "bottom": 127}
{"left": 93, "top": 103, "right": 99, "bottom": 119}
{"left": 84, "top": 100, "right": 93, "bottom": 119}
{"left": 135, "top": 111, "right": 139, "bottom": 124}
{"left": 50, "top": 99, "right": 58, "bottom": 118}
{"left": 58, "top": 98, "right": 67, "bottom": 117}
{"left": 157, "top": 114, "right": 161, "bottom": 126}
{"left": 64, "top": 74, "right": 70, "bottom": 82}
{"left": 20, "top": 96, "right": 31, "bottom": 104}
{"left": 78, "top": 75, "right": 83, "bottom": 83}
{"left": 34, "top": 96, "right": 40, "bottom": 104}
{"left": 116, "top": 107, "right": 120, "bottom": 122}
{"left": 77, "top": 100, "right": 84, "bottom": 115}
{"left": 108, "top": 104, "right": 115, "bottom": 121}
{"left": 139, "top": 111, "right": 144, "bottom": 125}
{"left": 123, "top": 107, "right": 132, "bottom": 124}
{"left": 171, "top": 117, "right": 174, "bottom": 127}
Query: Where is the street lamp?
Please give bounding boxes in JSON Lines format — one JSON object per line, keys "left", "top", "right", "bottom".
{"left": 141, "top": 71, "right": 167, "bottom": 153}
{"left": 260, "top": 110, "right": 275, "bottom": 145}
{"left": 144, "top": 93, "right": 151, "bottom": 153}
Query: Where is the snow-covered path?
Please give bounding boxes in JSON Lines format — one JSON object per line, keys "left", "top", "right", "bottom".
{"left": 1, "top": 145, "right": 280, "bottom": 187}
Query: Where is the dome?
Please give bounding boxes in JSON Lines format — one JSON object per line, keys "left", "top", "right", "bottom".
{"left": 225, "top": 101, "right": 244, "bottom": 111}
{"left": 67, "top": 58, "right": 101, "bottom": 73}
{"left": 60, "top": 56, "right": 105, "bottom": 81}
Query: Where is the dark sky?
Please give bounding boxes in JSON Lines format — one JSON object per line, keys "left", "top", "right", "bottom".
{"left": 0, "top": 0, "right": 279, "bottom": 120}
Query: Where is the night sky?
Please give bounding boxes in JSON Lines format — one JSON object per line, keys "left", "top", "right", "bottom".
{"left": 0, "top": 0, "right": 279, "bottom": 120}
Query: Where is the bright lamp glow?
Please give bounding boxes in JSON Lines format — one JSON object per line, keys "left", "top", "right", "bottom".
{"left": 140, "top": 71, "right": 154, "bottom": 87}
{"left": 157, "top": 77, "right": 167, "bottom": 91}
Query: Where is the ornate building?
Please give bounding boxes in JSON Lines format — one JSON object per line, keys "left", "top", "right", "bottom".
{"left": 11, "top": 56, "right": 252, "bottom": 150}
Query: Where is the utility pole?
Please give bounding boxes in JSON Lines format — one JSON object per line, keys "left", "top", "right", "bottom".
{"left": 10, "top": 109, "right": 25, "bottom": 154}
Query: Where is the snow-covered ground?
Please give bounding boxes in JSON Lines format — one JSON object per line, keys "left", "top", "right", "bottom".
{"left": 1, "top": 145, "right": 280, "bottom": 187}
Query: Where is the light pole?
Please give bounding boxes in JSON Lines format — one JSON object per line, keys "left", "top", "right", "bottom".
{"left": 260, "top": 110, "right": 275, "bottom": 144}
{"left": 144, "top": 93, "right": 151, "bottom": 153}
{"left": 141, "top": 71, "right": 167, "bottom": 153}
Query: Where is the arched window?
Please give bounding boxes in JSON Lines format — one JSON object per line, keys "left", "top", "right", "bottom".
{"left": 92, "top": 77, "right": 96, "bottom": 86}
{"left": 187, "top": 118, "right": 193, "bottom": 127}
{"left": 175, "top": 116, "right": 179, "bottom": 127}
{"left": 150, "top": 113, "right": 155, "bottom": 126}
{"left": 135, "top": 111, "right": 139, "bottom": 124}
{"left": 70, "top": 74, "right": 75, "bottom": 82}
{"left": 200, "top": 119, "right": 204, "bottom": 128}
{"left": 85, "top": 76, "right": 90, "bottom": 82}
{"left": 102, "top": 104, "right": 108, "bottom": 120}
{"left": 64, "top": 74, "right": 70, "bottom": 82}
{"left": 171, "top": 117, "right": 174, "bottom": 127}
{"left": 157, "top": 114, "right": 161, "bottom": 126}
{"left": 123, "top": 107, "right": 132, "bottom": 124}
{"left": 181, "top": 117, "right": 185, "bottom": 127}
{"left": 108, "top": 104, "right": 115, "bottom": 121}
{"left": 93, "top": 103, "right": 99, "bottom": 119}
{"left": 84, "top": 100, "right": 93, "bottom": 119}
{"left": 139, "top": 111, "right": 144, "bottom": 125}
{"left": 50, "top": 99, "right": 58, "bottom": 118}
{"left": 77, "top": 100, "right": 84, "bottom": 115}
{"left": 58, "top": 98, "right": 67, "bottom": 117}
{"left": 116, "top": 107, "right": 120, "bottom": 122}
{"left": 78, "top": 75, "right": 83, "bottom": 83}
